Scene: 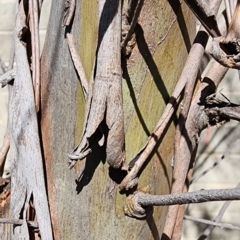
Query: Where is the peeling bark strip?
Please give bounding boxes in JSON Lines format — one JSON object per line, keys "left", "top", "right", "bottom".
{"left": 211, "top": 37, "right": 240, "bottom": 69}
{"left": 69, "top": 0, "right": 125, "bottom": 169}
{"left": 62, "top": 0, "right": 76, "bottom": 26}
{"left": 66, "top": 33, "right": 88, "bottom": 99}
{"left": 8, "top": 1, "right": 52, "bottom": 239}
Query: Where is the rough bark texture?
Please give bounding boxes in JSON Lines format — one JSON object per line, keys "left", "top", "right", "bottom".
{"left": 40, "top": 0, "right": 194, "bottom": 239}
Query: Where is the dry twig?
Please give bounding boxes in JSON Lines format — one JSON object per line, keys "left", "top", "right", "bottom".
{"left": 184, "top": 215, "right": 240, "bottom": 232}
{"left": 197, "top": 181, "right": 240, "bottom": 239}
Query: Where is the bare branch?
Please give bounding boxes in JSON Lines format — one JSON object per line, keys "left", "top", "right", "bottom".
{"left": 204, "top": 97, "right": 240, "bottom": 125}
{"left": 191, "top": 139, "right": 240, "bottom": 184}
{"left": 119, "top": 94, "right": 181, "bottom": 190}
{"left": 197, "top": 181, "right": 240, "bottom": 239}
{"left": 184, "top": 215, "right": 240, "bottom": 232}
{"left": 124, "top": 189, "right": 240, "bottom": 219}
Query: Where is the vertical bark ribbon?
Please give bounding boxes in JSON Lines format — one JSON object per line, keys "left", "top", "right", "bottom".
{"left": 69, "top": 0, "right": 125, "bottom": 169}
{"left": 9, "top": 1, "right": 53, "bottom": 239}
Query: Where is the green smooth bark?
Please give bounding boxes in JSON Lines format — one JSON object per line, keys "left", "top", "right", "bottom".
{"left": 40, "top": 0, "right": 194, "bottom": 239}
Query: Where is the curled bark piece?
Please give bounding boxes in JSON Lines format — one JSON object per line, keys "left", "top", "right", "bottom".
{"left": 124, "top": 191, "right": 150, "bottom": 219}
{"left": 0, "top": 69, "right": 15, "bottom": 87}
{"left": 198, "top": 181, "right": 240, "bottom": 239}
{"left": 211, "top": 37, "right": 240, "bottom": 69}
{"left": 62, "top": 0, "right": 76, "bottom": 26}
{"left": 68, "top": 0, "right": 125, "bottom": 169}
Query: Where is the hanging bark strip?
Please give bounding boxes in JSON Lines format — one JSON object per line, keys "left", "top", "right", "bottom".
{"left": 66, "top": 33, "right": 88, "bottom": 99}
{"left": 29, "top": 0, "right": 41, "bottom": 111}
{"left": 63, "top": 0, "right": 88, "bottom": 98}
{"left": 68, "top": 0, "right": 125, "bottom": 169}
{"left": 7, "top": 1, "right": 53, "bottom": 239}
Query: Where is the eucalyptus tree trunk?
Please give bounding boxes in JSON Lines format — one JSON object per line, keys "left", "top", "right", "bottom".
{"left": 40, "top": 0, "right": 194, "bottom": 239}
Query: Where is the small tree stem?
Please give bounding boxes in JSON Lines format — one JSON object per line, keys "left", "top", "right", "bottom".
{"left": 184, "top": 215, "right": 240, "bottom": 231}
{"left": 137, "top": 188, "right": 240, "bottom": 207}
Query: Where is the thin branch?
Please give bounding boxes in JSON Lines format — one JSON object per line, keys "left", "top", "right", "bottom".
{"left": 163, "top": 1, "right": 227, "bottom": 236}
{"left": 197, "top": 181, "right": 240, "bottom": 239}
{"left": 139, "top": 189, "right": 240, "bottom": 206}
{"left": 184, "top": 215, "right": 240, "bottom": 231}
{"left": 191, "top": 139, "right": 240, "bottom": 184}
{"left": 119, "top": 94, "right": 181, "bottom": 190}
{"left": 124, "top": 189, "right": 240, "bottom": 218}
{"left": 66, "top": 33, "right": 88, "bottom": 99}
{"left": 163, "top": 62, "right": 228, "bottom": 240}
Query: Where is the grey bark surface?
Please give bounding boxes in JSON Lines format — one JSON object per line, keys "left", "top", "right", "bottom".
{"left": 9, "top": 1, "right": 52, "bottom": 239}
